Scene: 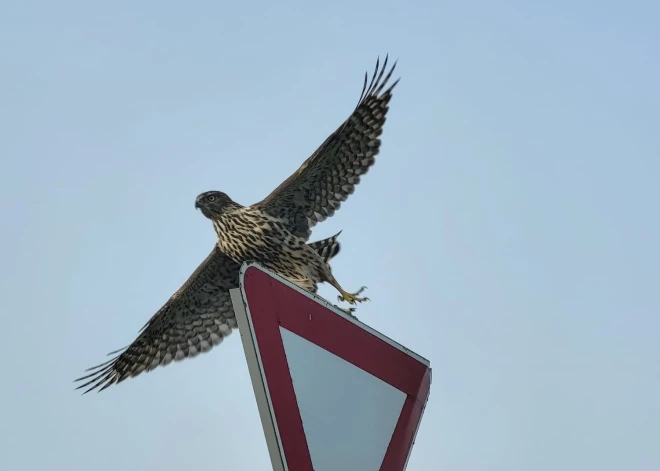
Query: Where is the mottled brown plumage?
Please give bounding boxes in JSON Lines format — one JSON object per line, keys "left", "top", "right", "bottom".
{"left": 75, "top": 56, "right": 398, "bottom": 394}
{"left": 194, "top": 192, "right": 350, "bottom": 297}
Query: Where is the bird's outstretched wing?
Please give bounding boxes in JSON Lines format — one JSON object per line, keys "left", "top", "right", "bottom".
{"left": 253, "top": 55, "right": 399, "bottom": 239}
{"left": 74, "top": 246, "right": 241, "bottom": 394}
{"left": 74, "top": 234, "right": 343, "bottom": 394}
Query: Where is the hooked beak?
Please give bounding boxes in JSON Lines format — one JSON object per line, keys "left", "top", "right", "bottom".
{"left": 195, "top": 200, "right": 201, "bottom": 210}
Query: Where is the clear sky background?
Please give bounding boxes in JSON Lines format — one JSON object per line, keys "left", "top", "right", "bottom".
{"left": 1, "top": 1, "right": 658, "bottom": 470}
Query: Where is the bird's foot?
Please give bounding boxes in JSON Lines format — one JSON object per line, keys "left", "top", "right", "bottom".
{"left": 337, "top": 286, "right": 369, "bottom": 305}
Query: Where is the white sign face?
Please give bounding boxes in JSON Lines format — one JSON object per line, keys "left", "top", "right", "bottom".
{"left": 232, "top": 263, "right": 431, "bottom": 471}
{"left": 281, "top": 327, "right": 407, "bottom": 471}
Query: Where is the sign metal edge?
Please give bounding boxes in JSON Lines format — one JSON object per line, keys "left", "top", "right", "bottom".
{"left": 230, "top": 287, "right": 288, "bottom": 471}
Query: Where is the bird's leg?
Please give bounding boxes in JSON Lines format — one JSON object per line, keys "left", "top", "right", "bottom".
{"left": 327, "top": 274, "right": 369, "bottom": 305}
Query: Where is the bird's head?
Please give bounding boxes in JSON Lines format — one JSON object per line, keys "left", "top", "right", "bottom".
{"left": 195, "top": 191, "right": 234, "bottom": 219}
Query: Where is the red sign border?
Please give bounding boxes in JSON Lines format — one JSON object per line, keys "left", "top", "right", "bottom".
{"left": 241, "top": 264, "right": 431, "bottom": 471}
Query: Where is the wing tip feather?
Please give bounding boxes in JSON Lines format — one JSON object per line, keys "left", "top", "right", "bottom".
{"left": 358, "top": 54, "right": 400, "bottom": 107}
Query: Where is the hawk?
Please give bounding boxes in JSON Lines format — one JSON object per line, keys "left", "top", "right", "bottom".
{"left": 75, "top": 56, "right": 399, "bottom": 394}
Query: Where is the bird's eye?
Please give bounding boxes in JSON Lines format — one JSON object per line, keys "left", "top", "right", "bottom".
{"left": 207, "top": 195, "right": 216, "bottom": 202}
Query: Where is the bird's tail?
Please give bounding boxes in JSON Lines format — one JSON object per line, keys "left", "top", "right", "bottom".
{"left": 308, "top": 230, "right": 342, "bottom": 263}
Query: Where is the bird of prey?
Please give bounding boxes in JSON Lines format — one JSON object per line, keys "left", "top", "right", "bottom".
{"left": 75, "top": 56, "right": 399, "bottom": 394}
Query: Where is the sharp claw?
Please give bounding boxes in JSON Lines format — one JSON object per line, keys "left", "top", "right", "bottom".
{"left": 337, "top": 288, "right": 371, "bottom": 305}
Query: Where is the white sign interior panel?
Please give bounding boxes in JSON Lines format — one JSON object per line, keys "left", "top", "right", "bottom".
{"left": 279, "top": 327, "right": 407, "bottom": 471}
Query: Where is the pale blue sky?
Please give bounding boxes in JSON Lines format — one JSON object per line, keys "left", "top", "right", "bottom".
{"left": 1, "top": 1, "right": 659, "bottom": 470}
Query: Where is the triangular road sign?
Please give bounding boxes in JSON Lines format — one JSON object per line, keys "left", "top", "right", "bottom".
{"left": 230, "top": 262, "right": 431, "bottom": 471}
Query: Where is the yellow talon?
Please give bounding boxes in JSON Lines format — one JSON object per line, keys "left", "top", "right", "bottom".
{"left": 337, "top": 286, "right": 369, "bottom": 305}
